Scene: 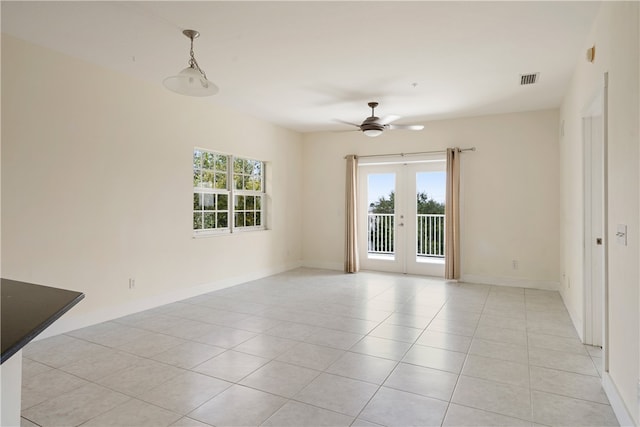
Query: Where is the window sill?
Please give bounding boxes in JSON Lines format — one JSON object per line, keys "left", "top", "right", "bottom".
{"left": 192, "top": 227, "right": 268, "bottom": 239}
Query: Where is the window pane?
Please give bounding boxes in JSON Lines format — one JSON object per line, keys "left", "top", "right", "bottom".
{"left": 244, "top": 176, "right": 256, "bottom": 191}
{"left": 193, "top": 170, "right": 201, "bottom": 187}
{"left": 246, "top": 212, "right": 255, "bottom": 227}
{"left": 193, "top": 150, "right": 202, "bottom": 169}
{"left": 234, "top": 212, "right": 245, "bottom": 227}
{"left": 234, "top": 158, "right": 244, "bottom": 174}
{"left": 416, "top": 171, "right": 446, "bottom": 213}
{"left": 252, "top": 177, "right": 262, "bottom": 192}
{"left": 244, "top": 160, "right": 254, "bottom": 174}
{"left": 193, "top": 213, "right": 203, "bottom": 229}
{"left": 218, "top": 194, "right": 228, "bottom": 210}
{"left": 217, "top": 212, "right": 228, "bottom": 228}
{"left": 253, "top": 162, "right": 262, "bottom": 176}
{"left": 202, "top": 171, "right": 214, "bottom": 188}
{"left": 234, "top": 175, "right": 243, "bottom": 190}
{"left": 203, "top": 152, "right": 214, "bottom": 170}
{"left": 368, "top": 173, "right": 396, "bottom": 214}
{"left": 204, "top": 213, "right": 216, "bottom": 229}
{"left": 203, "top": 193, "right": 215, "bottom": 210}
{"left": 215, "top": 173, "right": 227, "bottom": 190}
{"left": 255, "top": 196, "right": 262, "bottom": 210}
{"left": 235, "top": 195, "right": 245, "bottom": 210}
{"left": 215, "top": 155, "right": 227, "bottom": 172}
{"left": 246, "top": 196, "right": 255, "bottom": 210}
{"left": 256, "top": 212, "right": 261, "bottom": 226}
{"left": 193, "top": 193, "right": 202, "bottom": 210}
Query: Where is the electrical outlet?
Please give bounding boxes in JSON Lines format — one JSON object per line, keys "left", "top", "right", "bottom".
{"left": 129, "top": 278, "right": 135, "bottom": 289}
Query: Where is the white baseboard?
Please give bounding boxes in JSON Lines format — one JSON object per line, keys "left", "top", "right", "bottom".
{"left": 301, "top": 259, "right": 343, "bottom": 271}
{"left": 559, "top": 287, "right": 585, "bottom": 342}
{"left": 603, "top": 372, "right": 636, "bottom": 426}
{"left": 460, "top": 274, "right": 559, "bottom": 291}
{"left": 37, "top": 260, "right": 303, "bottom": 340}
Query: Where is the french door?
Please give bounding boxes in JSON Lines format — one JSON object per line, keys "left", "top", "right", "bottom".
{"left": 358, "top": 160, "right": 446, "bottom": 276}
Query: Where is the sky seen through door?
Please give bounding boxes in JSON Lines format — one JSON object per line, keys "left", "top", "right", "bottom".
{"left": 368, "top": 172, "right": 446, "bottom": 207}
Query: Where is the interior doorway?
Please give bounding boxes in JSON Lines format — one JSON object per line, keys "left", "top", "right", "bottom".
{"left": 582, "top": 77, "right": 607, "bottom": 351}
{"left": 358, "top": 157, "right": 446, "bottom": 277}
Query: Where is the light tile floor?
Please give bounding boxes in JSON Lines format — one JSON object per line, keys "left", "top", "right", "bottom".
{"left": 20, "top": 269, "right": 618, "bottom": 427}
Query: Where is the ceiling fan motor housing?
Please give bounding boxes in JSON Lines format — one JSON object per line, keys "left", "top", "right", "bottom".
{"left": 361, "top": 116, "right": 385, "bottom": 132}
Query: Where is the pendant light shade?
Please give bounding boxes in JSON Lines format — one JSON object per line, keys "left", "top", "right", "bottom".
{"left": 164, "top": 29, "right": 219, "bottom": 97}
{"left": 164, "top": 67, "right": 219, "bottom": 97}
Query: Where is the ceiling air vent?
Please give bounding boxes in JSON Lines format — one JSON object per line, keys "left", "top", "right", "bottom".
{"left": 520, "top": 73, "right": 539, "bottom": 85}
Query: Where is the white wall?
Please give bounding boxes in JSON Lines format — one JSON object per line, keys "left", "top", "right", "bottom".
{"left": 302, "top": 109, "right": 560, "bottom": 289}
{"left": 1, "top": 35, "right": 304, "bottom": 333}
{"left": 559, "top": 2, "right": 639, "bottom": 424}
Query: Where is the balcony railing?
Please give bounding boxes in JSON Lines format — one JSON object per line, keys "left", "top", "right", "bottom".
{"left": 367, "top": 213, "right": 445, "bottom": 258}
{"left": 367, "top": 213, "right": 395, "bottom": 254}
{"left": 417, "top": 214, "right": 445, "bottom": 258}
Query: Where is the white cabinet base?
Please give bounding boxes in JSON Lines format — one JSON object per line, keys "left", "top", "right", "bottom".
{"left": 1, "top": 350, "right": 23, "bottom": 427}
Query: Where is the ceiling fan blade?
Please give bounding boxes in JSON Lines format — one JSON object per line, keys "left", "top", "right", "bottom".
{"left": 378, "top": 115, "right": 400, "bottom": 125}
{"left": 387, "top": 124, "right": 425, "bottom": 131}
{"left": 334, "top": 119, "right": 362, "bottom": 128}
{"left": 331, "top": 129, "right": 360, "bottom": 133}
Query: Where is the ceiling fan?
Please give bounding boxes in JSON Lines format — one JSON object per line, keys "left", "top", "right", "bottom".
{"left": 338, "top": 102, "right": 424, "bottom": 137}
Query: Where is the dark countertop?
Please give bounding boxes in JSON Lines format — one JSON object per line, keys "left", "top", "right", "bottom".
{"left": 1, "top": 279, "right": 84, "bottom": 364}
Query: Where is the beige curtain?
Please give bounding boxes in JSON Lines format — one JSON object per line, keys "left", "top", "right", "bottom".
{"left": 345, "top": 155, "right": 359, "bottom": 273}
{"left": 445, "top": 148, "right": 461, "bottom": 280}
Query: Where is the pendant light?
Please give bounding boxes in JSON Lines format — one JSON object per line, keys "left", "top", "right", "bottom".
{"left": 163, "top": 29, "right": 219, "bottom": 97}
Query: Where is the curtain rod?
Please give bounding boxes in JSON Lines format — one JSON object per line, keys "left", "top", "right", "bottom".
{"left": 345, "top": 147, "right": 476, "bottom": 160}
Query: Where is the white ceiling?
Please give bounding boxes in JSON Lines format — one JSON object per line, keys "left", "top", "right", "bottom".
{"left": 2, "top": 1, "right": 600, "bottom": 133}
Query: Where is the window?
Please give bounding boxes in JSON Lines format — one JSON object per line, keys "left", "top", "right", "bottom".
{"left": 233, "top": 157, "right": 264, "bottom": 229}
{"left": 193, "top": 148, "right": 265, "bottom": 235}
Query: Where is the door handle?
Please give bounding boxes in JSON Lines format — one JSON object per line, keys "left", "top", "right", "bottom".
{"left": 596, "top": 238, "right": 603, "bottom": 245}
{"left": 399, "top": 223, "right": 404, "bottom": 226}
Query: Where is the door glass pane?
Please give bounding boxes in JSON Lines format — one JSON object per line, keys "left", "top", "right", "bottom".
{"left": 416, "top": 172, "right": 446, "bottom": 258}
{"left": 367, "top": 173, "right": 395, "bottom": 256}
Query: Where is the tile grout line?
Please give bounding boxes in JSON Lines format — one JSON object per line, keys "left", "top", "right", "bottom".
{"left": 21, "top": 272, "right": 615, "bottom": 427}
{"left": 347, "top": 283, "right": 451, "bottom": 426}
{"left": 438, "top": 282, "right": 491, "bottom": 426}
{"left": 524, "top": 288, "right": 534, "bottom": 424}
{"left": 183, "top": 278, "right": 398, "bottom": 426}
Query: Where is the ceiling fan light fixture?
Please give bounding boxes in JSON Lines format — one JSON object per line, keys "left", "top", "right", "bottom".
{"left": 363, "top": 129, "right": 383, "bottom": 137}
{"left": 337, "top": 102, "right": 423, "bottom": 137}
{"left": 164, "top": 29, "right": 219, "bottom": 97}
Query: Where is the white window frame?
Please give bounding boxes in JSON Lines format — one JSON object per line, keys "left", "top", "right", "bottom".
{"left": 232, "top": 156, "right": 266, "bottom": 232}
{"left": 193, "top": 148, "right": 266, "bottom": 236}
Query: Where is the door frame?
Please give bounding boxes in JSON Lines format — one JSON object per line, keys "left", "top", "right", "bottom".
{"left": 357, "top": 155, "right": 446, "bottom": 277}
{"left": 582, "top": 73, "right": 609, "bottom": 363}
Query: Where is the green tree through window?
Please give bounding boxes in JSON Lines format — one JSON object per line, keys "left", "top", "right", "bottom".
{"left": 369, "top": 191, "right": 444, "bottom": 214}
